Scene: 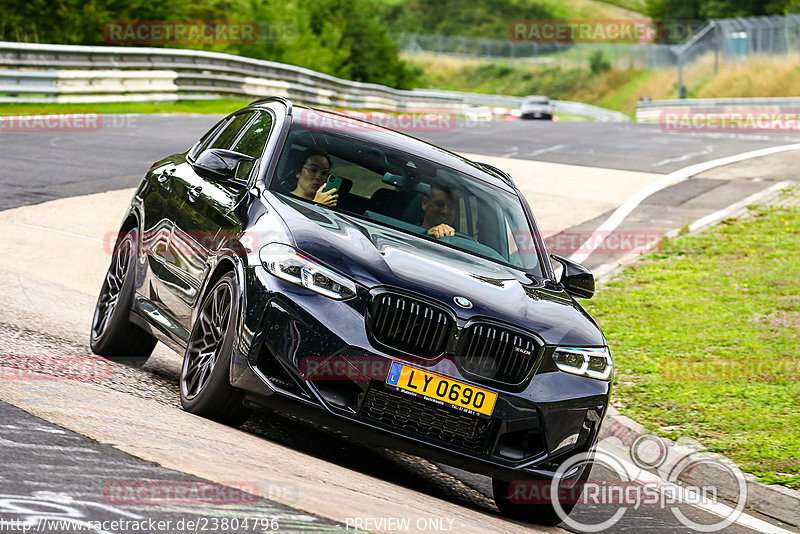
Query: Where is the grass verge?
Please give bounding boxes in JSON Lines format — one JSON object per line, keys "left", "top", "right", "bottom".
{"left": 0, "top": 99, "right": 252, "bottom": 116}
{"left": 583, "top": 189, "right": 800, "bottom": 488}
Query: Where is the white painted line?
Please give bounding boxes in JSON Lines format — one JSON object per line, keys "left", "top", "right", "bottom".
{"left": 569, "top": 143, "right": 800, "bottom": 264}
{"left": 527, "top": 144, "right": 565, "bottom": 157}
{"left": 651, "top": 144, "right": 713, "bottom": 167}
{"left": 590, "top": 180, "right": 793, "bottom": 283}
{"left": 598, "top": 444, "right": 797, "bottom": 534}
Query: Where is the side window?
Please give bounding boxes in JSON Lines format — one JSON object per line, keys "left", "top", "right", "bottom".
{"left": 188, "top": 117, "right": 228, "bottom": 160}
{"left": 232, "top": 112, "right": 273, "bottom": 158}
{"left": 208, "top": 112, "right": 255, "bottom": 151}
{"left": 231, "top": 112, "right": 273, "bottom": 181}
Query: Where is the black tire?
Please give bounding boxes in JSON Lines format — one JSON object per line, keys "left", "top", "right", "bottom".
{"left": 90, "top": 227, "right": 157, "bottom": 365}
{"left": 180, "top": 272, "right": 250, "bottom": 427}
{"left": 492, "top": 461, "right": 591, "bottom": 526}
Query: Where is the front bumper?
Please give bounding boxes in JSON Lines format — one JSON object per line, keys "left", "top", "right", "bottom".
{"left": 229, "top": 266, "right": 610, "bottom": 482}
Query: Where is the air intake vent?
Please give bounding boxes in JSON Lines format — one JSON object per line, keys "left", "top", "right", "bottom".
{"left": 457, "top": 323, "right": 539, "bottom": 384}
{"left": 367, "top": 292, "right": 452, "bottom": 357}
{"left": 360, "top": 384, "right": 492, "bottom": 453}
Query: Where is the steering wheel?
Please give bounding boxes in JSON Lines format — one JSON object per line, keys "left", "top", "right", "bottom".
{"left": 438, "top": 231, "right": 478, "bottom": 244}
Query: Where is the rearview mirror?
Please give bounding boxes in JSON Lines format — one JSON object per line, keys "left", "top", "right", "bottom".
{"left": 550, "top": 254, "right": 595, "bottom": 299}
{"left": 192, "top": 148, "right": 255, "bottom": 181}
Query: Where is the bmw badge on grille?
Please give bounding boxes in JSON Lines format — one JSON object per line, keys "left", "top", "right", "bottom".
{"left": 454, "top": 296, "right": 473, "bottom": 309}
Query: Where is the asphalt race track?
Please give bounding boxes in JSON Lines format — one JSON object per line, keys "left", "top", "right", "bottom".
{"left": 0, "top": 114, "right": 797, "bottom": 534}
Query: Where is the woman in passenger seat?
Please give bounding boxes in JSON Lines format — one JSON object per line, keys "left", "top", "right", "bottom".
{"left": 290, "top": 149, "right": 338, "bottom": 207}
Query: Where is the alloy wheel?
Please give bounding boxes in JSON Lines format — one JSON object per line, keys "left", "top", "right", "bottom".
{"left": 91, "top": 233, "right": 133, "bottom": 340}
{"left": 181, "top": 282, "right": 232, "bottom": 400}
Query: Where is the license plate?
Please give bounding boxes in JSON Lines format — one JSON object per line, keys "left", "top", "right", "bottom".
{"left": 385, "top": 362, "right": 497, "bottom": 416}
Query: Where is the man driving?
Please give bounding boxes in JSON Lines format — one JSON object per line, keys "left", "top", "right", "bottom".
{"left": 421, "top": 185, "right": 456, "bottom": 239}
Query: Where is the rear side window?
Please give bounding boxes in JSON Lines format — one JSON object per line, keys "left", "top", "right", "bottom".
{"left": 232, "top": 112, "right": 273, "bottom": 158}
{"left": 208, "top": 112, "right": 255, "bottom": 151}
{"left": 188, "top": 117, "right": 227, "bottom": 160}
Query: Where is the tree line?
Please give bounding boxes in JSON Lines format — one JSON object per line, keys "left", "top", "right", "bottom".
{"left": 2, "top": 0, "right": 799, "bottom": 88}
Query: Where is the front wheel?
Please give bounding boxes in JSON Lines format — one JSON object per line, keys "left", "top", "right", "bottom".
{"left": 493, "top": 460, "right": 592, "bottom": 525}
{"left": 180, "top": 272, "right": 250, "bottom": 427}
{"left": 90, "top": 227, "right": 157, "bottom": 365}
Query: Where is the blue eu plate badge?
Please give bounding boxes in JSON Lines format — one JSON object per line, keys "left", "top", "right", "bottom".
{"left": 387, "top": 361, "right": 403, "bottom": 385}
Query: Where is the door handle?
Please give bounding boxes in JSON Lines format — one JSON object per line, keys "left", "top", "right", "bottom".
{"left": 157, "top": 167, "right": 175, "bottom": 184}
{"left": 187, "top": 186, "right": 202, "bottom": 202}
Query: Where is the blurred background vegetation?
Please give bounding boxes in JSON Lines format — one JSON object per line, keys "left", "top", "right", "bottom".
{"left": 2, "top": 0, "right": 799, "bottom": 108}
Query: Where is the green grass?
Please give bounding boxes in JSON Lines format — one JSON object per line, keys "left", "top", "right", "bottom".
{"left": 0, "top": 99, "right": 252, "bottom": 116}
{"left": 554, "top": 113, "right": 591, "bottom": 121}
{"left": 583, "top": 193, "right": 800, "bottom": 488}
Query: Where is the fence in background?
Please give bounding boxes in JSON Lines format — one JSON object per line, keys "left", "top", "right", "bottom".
{"left": 399, "top": 14, "right": 800, "bottom": 70}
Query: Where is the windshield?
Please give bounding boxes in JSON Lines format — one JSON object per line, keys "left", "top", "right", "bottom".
{"left": 271, "top": 120, "right": 543, "bottom": 276}
{"left": 523, "top": 97, "right": 550, "bottom": 105}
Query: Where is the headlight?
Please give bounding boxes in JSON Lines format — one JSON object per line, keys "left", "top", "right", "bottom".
{"left": 259, "top": 243, "right": 357, "bottom": 300}
{"left": 552, "top": 347, "right": 612, "bottom": 380}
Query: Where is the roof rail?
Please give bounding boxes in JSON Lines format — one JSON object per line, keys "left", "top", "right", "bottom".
{"left": 249, "top": 96, "right": 293, "bottom": 115}
{"left": 475, "top": 161, "right": 516, "bottom": 188}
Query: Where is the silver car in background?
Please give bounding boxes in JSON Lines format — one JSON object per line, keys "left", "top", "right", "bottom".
{"left": 520, "top": 95, "right": 554, "bottom": 120}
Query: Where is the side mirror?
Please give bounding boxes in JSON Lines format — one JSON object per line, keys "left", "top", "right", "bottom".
{"left": 550, "top": 254, "right": 595, "bottom": 299}
{"left": 192, "top": 149, "right": 255, "bottom": 181}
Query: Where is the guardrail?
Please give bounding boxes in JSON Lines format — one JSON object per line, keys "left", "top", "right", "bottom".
{"left": 421, "top": 89, "right": 630, "bottom": 122}
{"left": 0, "top": 41, "right": 629, "bottom": 122}
{"left": 636, "top": 97, "right": 800, "bottom": 122}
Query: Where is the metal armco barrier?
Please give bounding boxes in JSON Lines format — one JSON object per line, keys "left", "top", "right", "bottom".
{"left": 636, "top": 97, "right": 800, "bottom": 122}
{"left": 0, "top": 41, "right": 628, "bottom": 121}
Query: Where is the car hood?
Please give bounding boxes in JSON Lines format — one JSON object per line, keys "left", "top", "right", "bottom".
{"left": 269, "top": 195, "right": 604, "bottom": 346}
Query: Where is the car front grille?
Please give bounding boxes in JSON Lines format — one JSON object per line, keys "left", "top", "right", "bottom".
{"left": 367, "top": 292, "right": 452, "bottom": 357}
{"left": 457, "top": 323, "right": 540, "bottom": 384}
{"left": 360, "top": 384, "right": 492, "bottom": 453}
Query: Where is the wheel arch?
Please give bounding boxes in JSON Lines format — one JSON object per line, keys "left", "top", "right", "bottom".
{"left": 193, "top": 254, "right": 249, "bottom": 389}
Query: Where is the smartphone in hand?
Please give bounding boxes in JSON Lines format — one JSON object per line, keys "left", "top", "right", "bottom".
{"left": 323, "top": 174, "right": 343, "bottom": 193}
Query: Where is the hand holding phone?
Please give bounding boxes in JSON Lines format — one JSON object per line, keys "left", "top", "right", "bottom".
{"left": 323, "top": 174, "right": 343, "bottom": 193}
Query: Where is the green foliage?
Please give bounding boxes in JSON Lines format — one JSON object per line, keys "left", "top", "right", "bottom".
{"left": 379, "top": 0, "right": 556, "bottom": 39}
{"left": 645, "top": 0, "right": 800, "bottom": 19}
{"left": 0, "top": 0, "right": 419, "bottom": 88}
{"left": 589, "top": 50, "right": 612, "bottom": 73}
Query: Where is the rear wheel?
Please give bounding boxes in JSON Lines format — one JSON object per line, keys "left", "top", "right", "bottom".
{"left": 90, "top": 227, "right": 157, "bottom": 365}
{"left": 180, "top": 272, "right": 250, "bottom": 427}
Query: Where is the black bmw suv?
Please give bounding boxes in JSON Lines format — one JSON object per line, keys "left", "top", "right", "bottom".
{"left": 90, "top": 97, "right": 612, "bottom": 524}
